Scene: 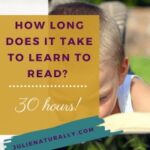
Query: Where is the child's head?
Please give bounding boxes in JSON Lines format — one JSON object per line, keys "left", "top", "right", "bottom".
{"left": 49, "top": 2, "right": 129, "bottom": 117}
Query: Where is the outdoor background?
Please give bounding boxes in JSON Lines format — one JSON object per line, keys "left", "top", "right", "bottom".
{"left": 82, "top": 0, "right": 150, "bottom": 84}
{"left": 50, "top": 0, "right": 150, "bottom": 149}
{"left": 77, "top": 1, "right": 150, "bottom": 149}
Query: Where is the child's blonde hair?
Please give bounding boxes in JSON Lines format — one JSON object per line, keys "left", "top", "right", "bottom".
{"left": 49, "top": 2, "right": 124, "bottom": 66}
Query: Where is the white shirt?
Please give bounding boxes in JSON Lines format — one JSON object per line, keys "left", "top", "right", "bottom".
{"left": 118, "top": 74, "right": 138, "bottom": 112}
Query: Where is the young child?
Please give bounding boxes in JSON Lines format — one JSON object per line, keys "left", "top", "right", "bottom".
{"left": 49, "top": 2, "right": 150, "bottom": 118}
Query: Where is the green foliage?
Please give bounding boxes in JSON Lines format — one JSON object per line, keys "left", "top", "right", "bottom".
{"left": 66, "top": 135, "right": 148, "bottom": 150}
{"left": 130, "top": 56, "right": 150, "bottom": 83}
{"left": 80, "top": 0, "right": 150, "bottom": 6}
{"left": 81, "top": 0, "right": 102, "bottom": 4}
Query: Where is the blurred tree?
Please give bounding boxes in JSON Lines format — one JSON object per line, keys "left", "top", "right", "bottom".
{"left": 80, "top": 0, "right": 150, "bottom": 6}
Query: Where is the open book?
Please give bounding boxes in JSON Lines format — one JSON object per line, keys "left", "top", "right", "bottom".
{"left": 1, "top": 112, "right": 150, "bottom": 149}
{"left": 101, "top": 112, "right": 150, "bottom": 134}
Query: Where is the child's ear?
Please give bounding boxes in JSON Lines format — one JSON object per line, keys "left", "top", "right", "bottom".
{"left": 118, "top": 57, "right": 129, "bottom": 85}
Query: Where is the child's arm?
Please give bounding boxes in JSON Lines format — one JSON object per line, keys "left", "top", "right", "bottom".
{"left": 131, "top": 78, "right": 150, "bottom": 111}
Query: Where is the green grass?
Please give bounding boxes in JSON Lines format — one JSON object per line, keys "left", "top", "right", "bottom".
{"left": 130, "top": 56, "right": 150, "bottom": 83}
